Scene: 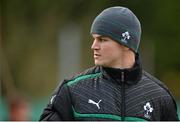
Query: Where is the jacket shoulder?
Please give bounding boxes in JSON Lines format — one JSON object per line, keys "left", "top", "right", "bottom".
{"left": 142, "top": 70, "right": 175, "bottom": 99}
{"left": 63, "top": 66, "right": 102, "bottom": 87}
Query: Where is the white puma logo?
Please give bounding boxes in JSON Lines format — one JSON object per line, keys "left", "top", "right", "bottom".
{"left": 88, "top": 99, "right": 102, "bottom": 109}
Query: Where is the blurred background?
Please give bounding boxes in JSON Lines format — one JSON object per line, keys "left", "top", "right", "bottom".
{"left": 0, "top": 0, "right": 180, "bottom": 120}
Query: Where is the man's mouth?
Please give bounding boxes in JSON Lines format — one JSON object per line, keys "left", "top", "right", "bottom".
{"left": 94, "top": 53, "right": 101, "bottom": 58}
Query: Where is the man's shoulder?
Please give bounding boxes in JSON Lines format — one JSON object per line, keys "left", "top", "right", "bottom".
{"left": 142, "top": 70, "right": 168, "bottom": 89}
{"left": 62, "top": 66, "right": 102, "bottom": 87}
{"left": 142, "top": 70, "right": 174, "bottom": 98}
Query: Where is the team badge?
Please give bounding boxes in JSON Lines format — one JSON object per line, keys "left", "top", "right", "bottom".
{"left": 143, "top": 102, "right": 153, "bottom": 119}
{"left": 121, "top": 31, "right": 130, "bottom": 43}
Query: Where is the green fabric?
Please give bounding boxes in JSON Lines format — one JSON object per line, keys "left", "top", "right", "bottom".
{"left": 125, "top": 117, "right": 147, "bottom": 121}
{"left": 67, "top": 72, "right": 102, "bottom": 86}
{"left": 73, "top": 106, "right": 147, "bottom": 121}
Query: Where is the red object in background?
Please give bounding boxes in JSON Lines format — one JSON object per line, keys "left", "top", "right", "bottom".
{"left": 9, "top": 97, "right": 30, "bottom": 121}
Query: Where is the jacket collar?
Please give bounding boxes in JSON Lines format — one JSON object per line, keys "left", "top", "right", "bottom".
{"left": 101, "top": 54, "right": 142, "bottom": 85}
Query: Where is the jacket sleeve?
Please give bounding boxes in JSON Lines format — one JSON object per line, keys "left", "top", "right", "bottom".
{"left": 39, "top": 83, "right": 74, "bottom": 121}
{"left": 161, "top": 96, "right": 179, "bottom": 121}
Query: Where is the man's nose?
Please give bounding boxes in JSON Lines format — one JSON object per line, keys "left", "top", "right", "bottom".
{"left": 91, "top": 40, "right": 100, "bottom": 50}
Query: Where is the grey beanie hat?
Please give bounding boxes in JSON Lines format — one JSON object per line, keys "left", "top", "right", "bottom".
{"left": 91, "top": 6, "right": 141, "bottom": 53}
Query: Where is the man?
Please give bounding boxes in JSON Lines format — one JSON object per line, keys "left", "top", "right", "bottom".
{"left": 40, "top": 6, "right": 179, "bottom": 121}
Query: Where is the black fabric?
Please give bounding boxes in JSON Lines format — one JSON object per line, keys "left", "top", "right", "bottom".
{"left": 39, "top": 82, "right": 74, "bottom": 121}
{"left": 39, "top": 55, "right": 179, "bottom": 121}
{"left": 102, "top": 54, "right": 142, "bottom": 86}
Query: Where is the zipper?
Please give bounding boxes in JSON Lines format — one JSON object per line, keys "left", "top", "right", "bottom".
{"left": 121, "top": 71, "right": 125, "bottom": 121}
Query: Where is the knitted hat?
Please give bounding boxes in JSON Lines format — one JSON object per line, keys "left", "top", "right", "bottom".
{"left": 91, "top": 6, "right": 141, "bottom": 53}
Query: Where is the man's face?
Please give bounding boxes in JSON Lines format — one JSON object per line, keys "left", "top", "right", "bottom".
{"left": 91, "top": 34, "right": 129, "bottom": 68}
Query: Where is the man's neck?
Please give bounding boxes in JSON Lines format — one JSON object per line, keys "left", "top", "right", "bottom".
{"left": 113, "top": 52, "right": 135, "bottom": 69}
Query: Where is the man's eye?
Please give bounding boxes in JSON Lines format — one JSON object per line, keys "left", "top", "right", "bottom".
{"left": 100, "top": 38, "right": 107, "bottom": 42}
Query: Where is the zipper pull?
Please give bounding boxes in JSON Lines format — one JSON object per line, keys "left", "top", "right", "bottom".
{"left": 121, "top": 71, "right": 124, "bottom": 82}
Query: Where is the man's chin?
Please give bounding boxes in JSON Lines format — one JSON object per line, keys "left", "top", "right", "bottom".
{"left": 94, "top": 62, "right": 111, "bottom": 67}
{"left": 94, "top": 61, "right": 104, "bottom": 66}
{"left": 94, "top": 62, "right": 101, "bottom": 66}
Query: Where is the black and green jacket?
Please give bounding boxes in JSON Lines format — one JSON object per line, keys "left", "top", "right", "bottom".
{"left": 39, "top": 57, "right": 179, "bottom": 121}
